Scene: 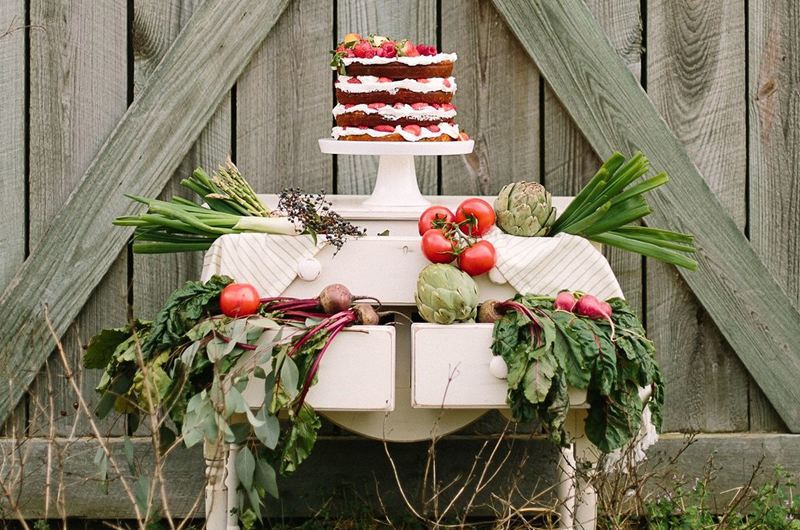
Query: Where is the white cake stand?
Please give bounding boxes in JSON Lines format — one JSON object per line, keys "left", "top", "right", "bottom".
{"left": 318, "top": 138, "right": 474, "bottom": 208}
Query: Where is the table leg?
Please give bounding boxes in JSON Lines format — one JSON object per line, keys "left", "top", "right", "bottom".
{"left": 225, "top": 443, "right": 242, "bottom": 530}
{"left": 204, "top": 439, "right": 228, "bottom": 530}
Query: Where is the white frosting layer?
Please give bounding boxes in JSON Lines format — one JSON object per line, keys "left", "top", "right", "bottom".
{"left": 332, "top": 103, "right": 457, "bottom": 121}
{"left": 332, "top": 123, "right": 460, "bottom": 141}
{"left": 341, "top": 53, "right": 457, "bottom": 66}
{"left": 336, "top": 76, "right": 456, "bottom": 94}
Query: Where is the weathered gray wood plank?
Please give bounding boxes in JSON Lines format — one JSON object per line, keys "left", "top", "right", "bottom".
{"left": 131, "top": 0, "right": 231, "bottom": 320}
{"left": 336, "top": 0, "right": 438, "bottom": 195}
{"left": 747, "top": 0, "right": 799, "bottom": 433}
{"left": 237, "top": 0, "right": 332, "bottom": 195}
{"left": 646, "top": 0, "right": 750, "bottom": 433}
{"left": 544, "top": 0, "right": 644, "bottom": 317}
{"left": 491, "top": 0, "right": 800, "bottom": 432}
{"left": 0, "top": 0, "right": 28, "bottom": 437}
{"left": 26, "top": 0, "right": 129, "bottom": 437}
{"left": 3, "top": 433, "right": 798, "bottom": 519}
{"left": 0, "top": 0, "right": 292, "bottom": 426}
{"left": 441, "top": 0, "right": 540, "bottom": 196}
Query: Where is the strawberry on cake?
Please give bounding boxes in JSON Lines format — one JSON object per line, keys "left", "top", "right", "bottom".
{"left": 330, "top": 34, "right": 469, "bottom": 142}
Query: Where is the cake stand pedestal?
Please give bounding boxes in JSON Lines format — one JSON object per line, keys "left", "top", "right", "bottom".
{"left": 318, "top": 138, "right": 474, "bottom": 208}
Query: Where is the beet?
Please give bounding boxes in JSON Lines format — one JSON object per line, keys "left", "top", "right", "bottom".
{"left": 319, "top": 283, "right": 353, "bottom": 314}
{"left": 352, "top": 303, "right": 379, "bottom": 325}
{"left": 554, "top": 291, "right": 577, "bottom": 312}
{"left": 478, "top": 299, "right": 505, "bottom": 323}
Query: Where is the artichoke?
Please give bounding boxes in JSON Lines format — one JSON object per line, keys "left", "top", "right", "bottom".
{"left": 494, "top": 181, "right": 557, "bottom": 236}
{"left": 415, "top": 264, "right": 480, "bottom": 324}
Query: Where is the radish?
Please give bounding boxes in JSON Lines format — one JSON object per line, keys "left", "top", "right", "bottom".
{"left": 554, "top": 291, "right": 577, "bottom": 312}
{"left": 575, "top": 294, "right": 615, "bottom": 339}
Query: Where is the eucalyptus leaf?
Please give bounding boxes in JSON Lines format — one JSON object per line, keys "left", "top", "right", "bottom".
{"left": 253, "top": 408, "right": 280, "bottom": 450}
{"left": 123, "top": 435, "right": 135, "bottom": 475}
{"left": 254, "top": 458, "right": 279, "bottom": 499}
{"left": 235, "top": 446, "right": 256, "bottom": 492}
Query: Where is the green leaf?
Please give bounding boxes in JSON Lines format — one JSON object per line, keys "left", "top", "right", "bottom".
{"left": 84, "top": 326, "right": 132, "bottom": 369}
{"left": 254, "top": 458, "right": 279, "bottom": 499}
{"left": 158, "top": 425, "right": 177, "bottom": 455}
{"left": 253, "top": 408, "right": 280, "bottom": 450}
{"left": 229, "top": 423, "right": 251, "bottom": 444}
{"left": 123, "top": 435, "right": 135, "bottom": 475}
{"left": 585, "top": 382, "right": 643, "bottom": 453}
{"left": 279, "top": 357, "right": 300, "bottom": 400}
{"left": 236, "top": 446, "right": 256, "bottom": 492}
{"left": 94, "top": 447, "right": 109, "bottom": 495}
{"left": 522, "top": 354, "right": 556, "bottom": 404}
{"left": 135, "top": 475, "right": 151, "bottom": 515}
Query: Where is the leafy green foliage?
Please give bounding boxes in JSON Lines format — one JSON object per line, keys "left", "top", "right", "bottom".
{"left": 84, "top": 275, "right": 346, "bottom": 520}
{"left": 491, "top": 293, "right": 664, "bottom": 453}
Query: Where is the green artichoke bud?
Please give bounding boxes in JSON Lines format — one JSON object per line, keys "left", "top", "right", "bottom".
{"left": 494, "top": 181, "right": 557, "bottom": 236}
{"left": 415, "top": 264, "right": 480, "bottom": 324}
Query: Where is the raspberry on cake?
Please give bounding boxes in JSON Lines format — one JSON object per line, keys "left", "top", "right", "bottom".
{"left": 329, "top": 34, "right": 466, "bottom": 142}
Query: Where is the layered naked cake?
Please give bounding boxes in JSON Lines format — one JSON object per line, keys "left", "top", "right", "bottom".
{"left": 330, "top": 34, "right": 468, "bottom": 142}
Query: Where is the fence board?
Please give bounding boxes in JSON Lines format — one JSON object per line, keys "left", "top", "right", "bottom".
{"left": 747, "top": 0, "right": 799, "bottom": 433}
{"left": 131, "top": 0, "right": 231, "bottom": 321}
{"left": 646, "top": 0, "right": 749, "bottom": 433}
{"left": 26, "top": 0, "right": 128, "bottom": 437}
{"left": 544, "top": 0, "right": 644, "bottom": 317}
{"left": 491, "top": 0, "right": 800, "bottom": 432}
{"left": 335, "top": 0, "right": 438, "bottom": 196}
{"left": 0, "top": 0, "right": 292, "bottom": 427}
{"left": 0, "top": 0, "right": 27, "bottom": 436}
{"left": 441, "top": 0, "right": 540, "bottom": 196}
{"left": 237, "top": 0, "right": 332, "bottom": 195}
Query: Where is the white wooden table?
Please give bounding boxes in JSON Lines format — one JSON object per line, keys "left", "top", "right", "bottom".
{"left": 200, "top": 191, "right": 606, "bottom": 530}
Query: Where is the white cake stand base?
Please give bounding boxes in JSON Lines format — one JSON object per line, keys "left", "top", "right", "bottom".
{"left": 318, "top": 138, "right": 475, "bottom": 208}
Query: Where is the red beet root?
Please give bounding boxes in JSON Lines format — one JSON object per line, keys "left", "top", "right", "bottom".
{"left": 319, "top": 283, "right": 354, "bottom": 314}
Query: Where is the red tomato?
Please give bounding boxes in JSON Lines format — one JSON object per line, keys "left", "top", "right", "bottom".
{"left": 418, "top": 205, "right": 455, "bottom": 235}
{"left": 421, "top": 229, "right": 456, "bottom": 263}
{"left": 455, "top": 198, "right": 495, "bottom": 237}
{"left": 219, "top": 283, "right": 261, "bottom": 317}
{"left": 458, "top": 240, "right": 497, "bottom": 276}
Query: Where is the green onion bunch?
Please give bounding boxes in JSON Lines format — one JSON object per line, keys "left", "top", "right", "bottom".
{"left": 114, "top": 157, "right": 362, "bottom": 254}
{"left": 549, "top": 152, "right": 698, "bottom": 270}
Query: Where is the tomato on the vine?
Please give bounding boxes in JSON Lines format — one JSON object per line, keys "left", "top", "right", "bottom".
{"left": 458, "top": 240, "right": 497, "bottom": 276}
{"left": 418, "top": 205, "right": 455, "bottom": 235}
{"left": 455, "top": 198, "right": 495, "bottom": 237}
{"left": 421, "top": 229, "right": 456, "bottom": 264}
{"left": 219, "top": 283, "right": 261, "bottom": 317}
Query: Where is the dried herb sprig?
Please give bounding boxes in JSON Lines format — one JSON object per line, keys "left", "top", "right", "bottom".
{"left": 278, "top": 188, "right": 366, "bottom": 254}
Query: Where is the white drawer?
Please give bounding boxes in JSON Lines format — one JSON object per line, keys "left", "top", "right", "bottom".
{"left": 242, "top": 325, "right": 395, "bottom": 411}
{"left": 411, "top": 323, "right": 587, "bottom": 409}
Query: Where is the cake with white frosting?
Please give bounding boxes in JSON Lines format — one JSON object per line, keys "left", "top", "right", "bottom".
{"left": 330, "top": 34, "right": 468, "bottom": 142}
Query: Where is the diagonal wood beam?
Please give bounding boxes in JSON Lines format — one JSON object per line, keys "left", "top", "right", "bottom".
{"left": 0, "top": 0, "right": 291, "bottom": 425}
{"left": 492, "top": 0, "right": 800, "bottom": 432}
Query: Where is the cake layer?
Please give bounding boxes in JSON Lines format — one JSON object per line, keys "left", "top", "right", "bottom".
{"left": 343, "top": 61, "right": 454, "bottom": 79}
{"left": 333, "top": 103, "right": 457, "bottom": 127}
{"left": 332, "top": 123, "right": 460, "bottom": 142}
{"left": 336, "top": 88, "right": 453, "bottom": 106}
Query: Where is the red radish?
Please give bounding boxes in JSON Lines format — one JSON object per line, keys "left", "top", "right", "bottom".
{"left": 575, "top": 294, "right": 615, "bottom": 338}
{"left": 554, "top": 291, "right": 577, "bottom": 312}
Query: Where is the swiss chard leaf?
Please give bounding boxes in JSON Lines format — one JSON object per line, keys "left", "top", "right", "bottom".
{"left": 139, "top": 275, "right": 233, "bottom": 360}
{"left": 585, "top": 381, "right": 643, "bottom": 453}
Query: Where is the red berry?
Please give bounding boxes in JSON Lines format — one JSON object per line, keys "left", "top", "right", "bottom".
{"left": 426, "top": 45, "right": 438, "bottom": 55}
{"left": 358, "top": 126, "right": 368, "bottom": 129}
{"left": 458, "top": 132, "right": 470, "bottom": 141}
{"left": 411, "top": 102, "right": 427, "bottom": 110}
{"left": 347, "top": 77, "right": 362, "bottom": 84}
{"left": 378, "top": 77, "right": 392, "bottom": 83}
{"left": 431, "top": 103, "right": 441, "bottom": 109}
{"left": 416, "top": 78, "right": 430, "bottom": 83}
{"left": 403, "top": 124, "right": 422, "bottom": 136}
{"left": 393, "top": 103, "right": 405, "bottom": 109}
{"left": 354, "top": 40, "right": 376, "bottom": 58}
{"left": 401, "top": 41, "right": 420, "bottom": 57}
{"left": 374, "top": 125, "right": 395, "bottom": 133}
{"left": 375, "top": 46, "right": 387, "bottom": 57}
{"left": 368, "top": 102, "right": 386, "bottom": 109}
{"left": 381, "top": 42, "right": 397, "bottom": 58}
{"left": 344, "top": 104, "right": 354, "bottom": 109}
{"left": 416, "top": 43, "right": 428, "bottom": 55}
{"left": 345, "top": 49, "right": 355, "bottom": 58}
{"left": 443, "top": 79, "right": 451, "bottom": 88}
{"left": 427, "top": 125, "right": 440, "bottom": 132}
{"left": 442, "top": 103, "right": 455, "bottom": 112}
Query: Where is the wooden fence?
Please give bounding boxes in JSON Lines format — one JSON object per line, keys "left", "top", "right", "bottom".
{"left": 0, "top": 0, "right": 798, "bottom": 520}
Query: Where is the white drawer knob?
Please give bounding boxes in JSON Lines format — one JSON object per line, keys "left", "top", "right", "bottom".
{"left": 297, "top": 258, "right": 322, "bottom": 281}
{"left": 489, "top": 355, "right": 508, "bottom": 379}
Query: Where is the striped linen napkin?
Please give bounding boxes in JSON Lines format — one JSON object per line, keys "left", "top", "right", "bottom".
{"left": 200, "top": 233, "right": 324, "bottom": 297}
{"left": 482, "top": 227, "right": 624, "bottom": 300}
